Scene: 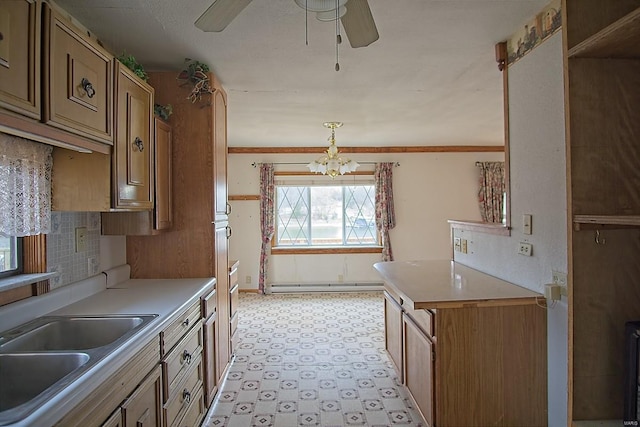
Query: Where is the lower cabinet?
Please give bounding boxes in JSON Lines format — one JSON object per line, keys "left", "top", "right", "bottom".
{"left": 201, "top": 286, "right": 218, "bottom": 407}
{"left": 403, "top": 313, "right": 434, "bottom": 426}
{"left": 121, "top": 366, "right": 162, "bottom": 427}
{"left": 384, "top": 287, "right": 547, "bottom": 427}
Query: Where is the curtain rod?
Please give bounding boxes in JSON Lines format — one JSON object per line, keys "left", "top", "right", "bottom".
{"left": 251, "top": 162, "right": 400, "bottom": 167}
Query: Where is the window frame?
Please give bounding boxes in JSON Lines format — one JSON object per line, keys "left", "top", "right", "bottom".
{"left": 272, "top": 173, "right": 383, "bottom": 255}
{"left": 0, "top": 236, "right": 23, "bottom": 279}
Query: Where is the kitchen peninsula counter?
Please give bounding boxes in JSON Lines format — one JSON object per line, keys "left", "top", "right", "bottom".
{"left": 373, "top": 259, "right": 547, "bottom": 426}
{"left": 373, "top": 259, "right": 543, "bottom": 309}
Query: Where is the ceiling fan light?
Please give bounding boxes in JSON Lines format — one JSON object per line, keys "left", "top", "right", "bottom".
{"left": 294, "top": 0, "right": 348, "bottom": 13}
{"left": 316, "top": 6, "right": 347, "bottom": 21}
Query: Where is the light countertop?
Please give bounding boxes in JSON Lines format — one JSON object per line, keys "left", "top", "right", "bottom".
{"left": 3, "top": 276, "right": 216, "bottom": 426}
{"left": 373, "top": 259, "right": 542, "bottom": 310}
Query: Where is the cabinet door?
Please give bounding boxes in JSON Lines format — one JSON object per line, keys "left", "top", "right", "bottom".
{"left": 113, "top": 61, "right": 154, "bottom": 210}
{"left": 43, "top": 4, "right": 113, "bottom": 144}
{"left": 213, "top": 89, "right": 228, "bottom": 220}
{"left": 384, "top": 291, "right": 403, "bottom": 381}
{"left": 0, "top": 0, "right": 40, "bottom": 119}
{"left": 121, "top": 366, "right": 162, "bottom": 427}
{"left": 101, "top": 410, "right": 123, "bottom": 427}
{"left": 215, "top": 223, "right": 230, "bottom": 383}
{"left": 154, "top": 117, "right": 172, "bottom": 230}
{"left": 403, "top": 313, "right": 434, "bottom": 426}
{"left": 203, "top": 312, "right": 217, "bottom": 407}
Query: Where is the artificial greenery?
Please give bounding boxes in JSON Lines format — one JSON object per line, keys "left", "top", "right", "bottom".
{"left": 177, "top": 58, "right": 213, "bottom": 103}
{"left": 154, "top": 103, "right": 173, "bottom": 121}
{"left": 117, "top": 53, "right": 149, "bottom": 82}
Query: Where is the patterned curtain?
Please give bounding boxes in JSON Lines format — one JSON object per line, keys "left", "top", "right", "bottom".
{"left": 374, "top": 163, "right": 396, "bottom": 262}
{"left": 477, "top": 161, "right": 505, "bottom": 223}
{"left": 258, "top": 163, "right": 275, "bottom": 294}
{"left": 0, "top": 134, "right": 53, "bottom": 237}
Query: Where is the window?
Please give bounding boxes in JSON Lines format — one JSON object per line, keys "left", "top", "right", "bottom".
{"left": 276, "top": 183, "right": 379, "bottom": 247}
{"left": 0, "top": 236, "right": 22, "bottom": 278}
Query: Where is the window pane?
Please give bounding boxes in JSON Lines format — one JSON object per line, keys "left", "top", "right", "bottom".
{"left": 345, "top": 185, "right": 377, "bottom": 245}
{"left": 277, "top": 186, "right": 310, "bottom": 245}
{"left": 310, "top": 186, "right": 343, "bottom": 246}
{"left": 0, "top": 236, "right": 18, "bottom": 273}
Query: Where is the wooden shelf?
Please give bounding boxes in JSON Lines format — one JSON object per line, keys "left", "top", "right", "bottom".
{"left": 568, "top": 7, "right": 640, "bottom": 58}
{"left": 573, "top": 214, "right": 640, "bottom": 230}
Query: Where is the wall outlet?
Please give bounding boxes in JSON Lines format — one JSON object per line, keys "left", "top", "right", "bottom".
{"left": 517, "top": 242, "right": 532, "bottom": 256}
{"left": 75, "top": 227, "right": 87, "bottom": 252}
{"left": 461, "top": 239, "right": 468, "bottom": 254}
{"left": 552, "top": 270, "right": 568, "bottom": 296}
{"left": 544, "top": 283, "right": 562, "bottom": 301}
{"left": 454, "top": 237, "right": 462, "bottom": 252}
{"left": 87, "top": 256, "right": 99, "bottom": 275}
{"left": 338, "top": 274, "right": 344, "bottom": 282}
{"left": 245, "top": 275, "right": 252, "bottom": 284}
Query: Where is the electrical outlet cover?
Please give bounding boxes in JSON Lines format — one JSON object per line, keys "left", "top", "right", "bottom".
{"left": 518, "top": 242, "right": 532, "bottom": 256}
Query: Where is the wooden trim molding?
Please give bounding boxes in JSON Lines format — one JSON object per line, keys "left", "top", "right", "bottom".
{"left": 271, "top": 247, "right": 383, "bottom": 255}
{"left": 229, "top": 145, "right": 504, "bottom": 154}
{"left": 23, "top": 234, "right": 50, "bottom": 296}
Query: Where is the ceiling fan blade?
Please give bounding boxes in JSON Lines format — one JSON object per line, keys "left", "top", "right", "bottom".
{"left": 341, "top": 0, "right": 379, "bottom": 48}
{"left": 195, "top": 0, "right": 252, "bottom": 32}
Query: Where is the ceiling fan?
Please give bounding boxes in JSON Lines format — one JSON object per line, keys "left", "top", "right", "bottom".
{"left": 194, "top": 0, "right": 379, "bottom": 48}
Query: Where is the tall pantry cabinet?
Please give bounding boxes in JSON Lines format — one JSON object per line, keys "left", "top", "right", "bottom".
{"left": 126, "top": 72, "right": 231, "bottom": 388}
{"left": 563, "top": 0, "right": 640, "bottom": 422}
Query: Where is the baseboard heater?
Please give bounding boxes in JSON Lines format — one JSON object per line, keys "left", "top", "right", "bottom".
{"left": 266, "top": 282, "right": 384, "bottom": 294}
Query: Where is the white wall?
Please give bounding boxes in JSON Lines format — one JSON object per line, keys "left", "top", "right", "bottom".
{"left": 452, "top": 34, "right": 568, "bottom": 426}
{"left": 228, "top": 151, "right": 503, "bottom": 289}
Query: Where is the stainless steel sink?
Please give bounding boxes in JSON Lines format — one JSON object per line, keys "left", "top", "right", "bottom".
{"left": 0, "top": 316, "right": 147, "bottom": 352}
{"left": 0, "top": 314, "right": 157, "bottom": 425}
{"left": 0, "top": 352, "right": 90, "bottom": 412}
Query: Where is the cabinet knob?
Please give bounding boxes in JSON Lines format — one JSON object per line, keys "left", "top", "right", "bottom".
{"left": 182, "top": 389, "right": 191, "bottom": 404}
{"left": 133, "top": 137, "right": 144, "bottom": 152}
{"left": 182, "top": 318, "right": 189, "bottom": 327}
{"left": 80, "top": 78, "right": 96, "bottom": 98}
{"left": 182, "top": 349, "right": 192, "bottom": 364}
{"left": 0, "top": 32, "right": 4, "bottom": 41}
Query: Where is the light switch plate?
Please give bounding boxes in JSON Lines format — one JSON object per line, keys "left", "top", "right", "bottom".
{"left": 75, "top": 227, "right": 87, "bottom": 252}
{"left": 523, "top": 214, "right": 532, "bottom": 235}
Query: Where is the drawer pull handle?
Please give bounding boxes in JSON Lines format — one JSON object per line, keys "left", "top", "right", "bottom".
{"left": 81, "top": 78, "right": 96, "bottom": 98}
{"left": 0, "top": 32, "right": 4, "bottom": 41}
{"left": 182, "top": 389, "right": 191, "bottom": 404}
{"left": 182, "top": 349, "right": 192, "bottom": 364}
{"left": 133, "top": 137, "right": 144, "bottom": 152}
{"left": 182, "top": 318, "right": 189, "bottom": 327}
{"left": 226, "top": 202, "right": 232, "bottom": 215}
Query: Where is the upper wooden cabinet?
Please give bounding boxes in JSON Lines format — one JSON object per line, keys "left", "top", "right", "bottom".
{"left": 43, "top": 2, "right": 113, "bottom": 145}
{"left": 213, "top": 89, "right": 228, "bottom": 221}
{"left": 0, "top": 0, "right": 40, "bottom": 119}
{"left": 112, "top": 61, "right": 154, "bottom": 210}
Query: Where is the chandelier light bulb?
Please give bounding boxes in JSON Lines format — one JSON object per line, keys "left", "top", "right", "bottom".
{"left": 307, "top": 122, "right": 359, "bottom": 179}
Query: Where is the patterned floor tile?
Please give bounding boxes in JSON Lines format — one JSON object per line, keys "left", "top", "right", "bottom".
{"left": 202, "top": 292, "right": 425, "bottom": 427}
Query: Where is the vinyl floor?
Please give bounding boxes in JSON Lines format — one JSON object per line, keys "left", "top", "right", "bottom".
{"left": 202, "top": 292, "right": 426, "bottom": 427}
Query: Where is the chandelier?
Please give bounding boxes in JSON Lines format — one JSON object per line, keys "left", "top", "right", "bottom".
{"left": 307, "top": 122, "right": 359, "bottom": 178}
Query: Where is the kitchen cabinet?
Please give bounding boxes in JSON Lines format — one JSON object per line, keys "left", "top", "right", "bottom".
{"left": 0, "top": 0, "right": 40, "bottom": 119}
{"left": 213, "top": 89, "right": 228, "bottom": 221}
{"left": 160, "top": 299, "right": 205, "bottom": 427}
{"left": 101, "top": 116, "right": 172, "bottom": 233}
{"left": 57, "top": 337, "right": 161, "bottom": 426}
{"left": 383, "top": 290, "right": 403, "bottom": 382}
{"left": 101, "top": 410, "right": 122, "bottom": 427}
{"left": 375, "top": 260, "right": 547, "bottom": 427}
{"left": 121, "top": 366, "right": 162, "bottom": 427}
{"left": 127, "top": 71, "right": 231, "bottom": 405}
{"left": 403, "top": 312, "right": 434, "bottom": 426}
{"left": 563, "top": 1, "right": 640, "bottom": 422}
{"left": 43, "top": 2, "right": 113, "bottom": 145}
{"left": 112, "top": 60, "right": 154, "bottom": 210}
{"left": 201, "top": 287, "right": 218, "bottom": 406}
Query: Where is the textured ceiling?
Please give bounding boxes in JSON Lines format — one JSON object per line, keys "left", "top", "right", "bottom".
{"left": 54, "top": 0, "right": 548, "bottom": 147}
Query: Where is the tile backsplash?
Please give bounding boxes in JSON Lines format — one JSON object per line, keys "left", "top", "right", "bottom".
{"left": 47, "top": 212, "right": 101, "bottom": 290}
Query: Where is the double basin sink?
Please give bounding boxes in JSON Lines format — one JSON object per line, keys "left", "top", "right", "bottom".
{"left": 0, "top": 314, "right": 157, "bottom": 425}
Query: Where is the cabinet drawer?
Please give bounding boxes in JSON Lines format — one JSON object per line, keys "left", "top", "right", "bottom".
{"left": 402, "top": 301, "right": 435, "bottom": 339}
{"left": 163, "top": 324, "right": 203, "bottom": 402}
{"left": 162, "top": 301, "right": 201, "bottom": 355}
{"left": 164, "top": 355, "right": 203, "bottom": 427}
{"left": 230, "top": 283, "right": 239, "bottom": 319}
{"left": 201, "top": 288, "right": 216, "bottom": 319}
{"left": 175, "top": 386, "right": 205, "bottom": 427}
{"left": 43, "top": 4, "right": 113, "bottom": 144}
{"left": 0, "top": 0, "right": 40, "bottom": 119}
